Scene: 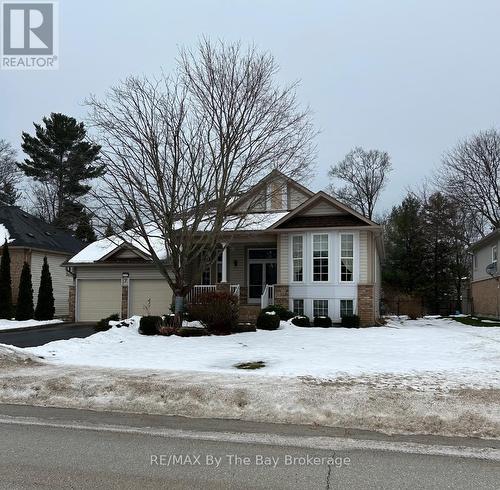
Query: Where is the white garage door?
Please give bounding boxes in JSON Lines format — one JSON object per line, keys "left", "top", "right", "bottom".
{"left": 129, "top": 279, "right": 172, "bottom": 317}
{"left": 78, "top": 280, "right": 122, "bottom": 322}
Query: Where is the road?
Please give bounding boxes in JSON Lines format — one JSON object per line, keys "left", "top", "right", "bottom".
{"left": 0, "top": 404, "right": 498, "bottom": 489}
{"left": 0, "top": 322, "right": 96, "bottom": 347}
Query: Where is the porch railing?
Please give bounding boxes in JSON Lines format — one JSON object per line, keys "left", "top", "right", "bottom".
{"left": 187, "top": 284, "right": 240, "bottom": 304}
{"left": 261, "top": 284, "right": 275, "bottom": 309}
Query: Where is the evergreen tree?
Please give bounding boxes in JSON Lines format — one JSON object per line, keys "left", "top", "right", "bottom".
{"left": 19, "top": 113, "right": 105, "bottom": 230}
{"left": 0, "top": 139, "right": 20, "bottom": 206}
{"left": 383, "top": 195, "right": 427, "bottom": 294}
{"left": 122, "top": 213, "right": 134, "bottom": 230}
{"left": 74, "top": 210, "right": 97, "bottom": 242}
{"left": 34, "top": 256, "right": 55, "bottom": 320}
{"left": 15, "top": 262, "right": 34, "bottom": 321}
{"left": 0, "top": 240, "right": 12, "bottom": 318}
{"left": 104, "top": 221, "right": 115, "bottom": 237}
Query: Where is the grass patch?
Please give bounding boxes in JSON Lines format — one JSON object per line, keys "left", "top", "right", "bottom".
{"left": 451, "top": 316, "right": 500, "bottom": 327}
{"left": 234, "top": 361, "right": 266, "bottom": 370}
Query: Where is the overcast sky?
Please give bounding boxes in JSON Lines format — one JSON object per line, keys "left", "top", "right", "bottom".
{"left": 2, "top": 0, "right": 500, "bottom": 213}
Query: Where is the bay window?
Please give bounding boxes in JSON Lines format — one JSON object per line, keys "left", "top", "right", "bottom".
{"left": 340, "top": 299, "right": 354, "bottom": 317}
{"left": 340, "top": 234, "right": 354, "bottom": 282}
{"left": 292, "top": 235, "right": 303, "bottom": 282}
{"left": 313, "top": 234, "right": 329, "bottom": 281}
{"left": 293, "top": 299, "right": 304, "bottom": 316}
{"left": 313, "top": 299, "right": 329, "bottom": 317}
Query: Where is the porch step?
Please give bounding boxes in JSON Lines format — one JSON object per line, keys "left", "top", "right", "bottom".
{"left": 239, "top": 304, "right": 261, "bottom": 323}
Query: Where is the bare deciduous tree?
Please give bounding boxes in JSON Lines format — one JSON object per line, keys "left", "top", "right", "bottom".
{"left": 328, "top": 147, "right": 392, "bottom": 220}
{"left": 439, "top": 129, "right": 500, "bottom": 233}
{"left": 86, "top": 39, "right": 315, "bottom": 313}
{"left": 0, "top": 139, "right": 20, "bottom": 205}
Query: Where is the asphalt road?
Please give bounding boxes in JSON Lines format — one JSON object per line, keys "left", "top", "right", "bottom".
{"left": 0, "top": 404, "right": 498, "bottom": 489}
{"left": 0, "top": 322, "right": 96, "bottom": 347}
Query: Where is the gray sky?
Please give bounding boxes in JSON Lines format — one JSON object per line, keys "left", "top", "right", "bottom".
{"left": 2, "top": 0, "right": 500, "bottom": 213}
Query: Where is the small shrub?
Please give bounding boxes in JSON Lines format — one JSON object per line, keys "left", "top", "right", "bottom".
{"left": 139, "top": 315, "right": 163, "bottom": 335}
{"left": 291, "top": 315, "right": 311, "bottom": 327}
{"left": 314, "top": 316, "right": 332, "bottom": 328}
{"left": 341, "top": 314, "right": 360, "bottom": 328}
{"left": 95, "top": 313, "right": 119, "bottom": 331}
{"left": 232, "top": 323, "right": 257, "bottom": 333}
{"left": 176, "top": 326, "right": 209, "bottom": 337}
{"left": 408, "top": 312, "right": 419, "bottom": 320}
{"left": 158, "top": 325, "right": 177, "bottom": 336}
{"left": 261, "top": 304, "right": 294, "bottom": 321}
{"left": 187, "top": 291, "right": 238, "bottom": 334}
{"left": 256, "top": 310, "right": 280, "bottom": 330}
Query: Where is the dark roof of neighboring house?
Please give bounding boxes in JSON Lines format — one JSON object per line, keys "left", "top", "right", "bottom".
{"left": 468, "top": 228, "right": 500, "bottom": 252}
{"left": 275, "top": 214, "right": 370, "bottom": 229}
{"left": 0, "top": 206, "right": 85, "bottom": 254}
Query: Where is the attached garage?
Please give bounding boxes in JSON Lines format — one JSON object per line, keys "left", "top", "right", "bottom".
{"left": 129, "top": 279, "right": 172, "bottom": 317}
{"left": 77, "top": 280, "right": 122, "bottom": 321}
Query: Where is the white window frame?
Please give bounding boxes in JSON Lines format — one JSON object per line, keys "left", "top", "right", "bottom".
{"left": 493, "top": 245, "right": 498, "bottom": 264}
{"left": 216, "top": 251, "right": 223, "bottom": 283}
{"left": 292, "top": 299, "right": 304, "bottom": 316}
{"left": 313, "top": 299, "right": 329, "bottom": 317}
{"left": 312, "top": 233, "right": 329, "bottom": 282}
{"left": 340, "top": 299, "right": 354, "bottom": 318}
{"left": 340, "top": 233, "right": 355, "bottom": 283}
{"left": 291, "top": 235, "right": 304, "bottom": 283}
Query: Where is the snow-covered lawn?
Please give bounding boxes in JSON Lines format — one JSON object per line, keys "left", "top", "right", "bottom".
{"left": 0, "top": 319, "right": 63, "bottom": 332}
{"left": 20, "top": 316, "right": 500, "bottom": 389}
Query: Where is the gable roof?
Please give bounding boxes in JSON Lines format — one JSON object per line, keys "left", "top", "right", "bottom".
{"left": 0, "top": 206, "right": 85, "bottom": 255}
{"left": 228, "top": 169, "right": 314, "bottom": 212}
{"left": 268, "top": 191, "right": 380, "bottom": 230}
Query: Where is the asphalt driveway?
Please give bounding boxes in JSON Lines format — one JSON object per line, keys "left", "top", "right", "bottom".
{"left": 0, "top": 323, "right": 97, "bottom": 348}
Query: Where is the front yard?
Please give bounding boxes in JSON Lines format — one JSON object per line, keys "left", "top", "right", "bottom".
{"left": 21, "top": 316, "right": 500, "bottom": 390}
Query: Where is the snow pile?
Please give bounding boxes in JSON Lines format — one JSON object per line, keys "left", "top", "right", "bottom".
{"left": 20, "top": 316, "right": 500, "bottom": 389}
{"left": 0, "top": 319, "right": 63, "bottom": 332}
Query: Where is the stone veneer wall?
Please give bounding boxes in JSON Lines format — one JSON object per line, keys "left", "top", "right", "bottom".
{"left": 68, "top": 285, "right": 76, "bottom": 321}
{"left": 357, "top": 284, "right": 375, "bottom": 326}
{"left": 273, "top": 285, "right": 289, "bottom": 309}
{"left": 121, "top": 285, "right": 129, "bottom": 319}
{"left": 471, "top": 278, "right": 500, "bottom": 318}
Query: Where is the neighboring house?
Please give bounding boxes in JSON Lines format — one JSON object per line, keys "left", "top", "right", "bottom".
{"left": 67, "top": 171, "right": 383, "bottom": 325}
{"left": 0, "top": 206, "right": 85, "bottom": 318}
{"left": 469, "top": 228, "right": 499, "bottom": 318}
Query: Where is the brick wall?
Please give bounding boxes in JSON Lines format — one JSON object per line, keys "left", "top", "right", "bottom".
{"left": 121, "top": 285, "right": 129, "bottom": 319}
{"left": 357, "top": 284, "right": 375, "bottom": 326}
{"left": 0, "top": 248, "right": 31, "bottom": 303}
{"left": 68, "top": 285, "right": 76, "bottom": 321}
{"left": 273, "top": 285, "right": 289, "bottom": 309}
{"left": 471, "top": 278, "right": 500, "bottom": 318}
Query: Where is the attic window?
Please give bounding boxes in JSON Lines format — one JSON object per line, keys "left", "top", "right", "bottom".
{"left": 27, "top": 233, "right": 35, "bottom": 238}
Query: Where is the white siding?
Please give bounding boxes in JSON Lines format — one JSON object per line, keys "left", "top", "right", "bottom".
{"left": 129, "top": 279, "right": 172, "bottom": 316}
{"left": 279, "top": 234, "right": 289, "bottom": 283}
{"left": 473, "top": 238, "right": 499, "bottom": 282}
{"left": 31, "top": 252, "right": 72, "bottom": 317}
{"left": 230, "top": 243, "right": 245, "bottom": 285}
{"left": 288, "top": 185, "right": 310, "bottom": 209}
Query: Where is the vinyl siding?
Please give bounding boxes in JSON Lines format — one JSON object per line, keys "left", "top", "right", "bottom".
{"left": 288, "top": 185, "right": 310, "bottom": 209}
{"left": 31, "top": 252, "right": 72, "bottom": 317}
{"left": 302, "top": 200, "right": 345, "bottom": 216}
{"left": 472, "top": 238, "right": 499, "bottom": 281}
{"left": 359, "top": 231, "right": 368, "bottom": 283}
{"left": 230, "top": 243, "right": 245, "bottom": 285}
{"left": 279, "top": 234, "right": 289, "bottom": 283}
{"left": 75, "top": 266, "right": 166, "bottom": 280}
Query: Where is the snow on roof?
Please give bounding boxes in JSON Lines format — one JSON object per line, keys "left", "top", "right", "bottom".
{"left": 221, "top": 212, "right": 289, "bottom": 231}
{"left": 0, "top": 223, "right": 14, "bottom": 244}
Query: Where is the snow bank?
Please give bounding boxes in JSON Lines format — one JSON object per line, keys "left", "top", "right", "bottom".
{"left": 0, "top": 223, "right": 13, "bottom": 244}
{"left": 22, "top": 316, "right": 500, "bottom": 390}
{"left": 0, "top": 319, "right": 63, "bottom": 332}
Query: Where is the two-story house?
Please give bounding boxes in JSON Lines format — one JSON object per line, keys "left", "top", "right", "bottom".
{"left": 469, "top": 228, "right": 499, "bottom": 318}
{"left": 66, "top": 171, "right": 383, "bottom": 325}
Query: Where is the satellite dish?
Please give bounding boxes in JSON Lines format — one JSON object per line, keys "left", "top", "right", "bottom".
{"left": 486, "top": 262, "right": 498, "bottom": 277}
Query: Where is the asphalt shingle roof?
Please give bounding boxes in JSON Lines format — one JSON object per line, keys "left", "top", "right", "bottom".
{"left": 0, "top": 206, "right": 85, "bottom": 255}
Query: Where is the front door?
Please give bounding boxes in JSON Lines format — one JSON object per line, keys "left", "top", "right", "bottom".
{"left": 247, "top": 249, "right": 277, "bottom": 304}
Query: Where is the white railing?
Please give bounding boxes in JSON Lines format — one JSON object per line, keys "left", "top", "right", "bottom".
{"left": 187, "top": 284, "right": 240, "bottom": 303}
{"left": 261, "top": 284, "right": 275, "bottom": 309}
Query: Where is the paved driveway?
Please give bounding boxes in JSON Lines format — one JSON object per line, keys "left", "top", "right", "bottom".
{"left": 0, "top": 323, "right": 97, "bottom": 347}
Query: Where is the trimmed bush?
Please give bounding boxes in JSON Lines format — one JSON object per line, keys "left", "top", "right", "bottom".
{"left": 313, "top": 316, "right": 332, "bottom": 328}
{"left": 34, "top": 256, "right": 55, "bottom": 320}
{"left": 177, "top": 326, "right": 209, "bottom": 337}
{"left": 291, "top": 315, "right": 311, "bottom": 327}
{"left": 95, "top": 313, "right": 119, "bottom": 331}
{"left": 139, "top": 315, "right": 163, "bottom": 335}
{"left": 187, "top": 291, "right": 238, "bottom": 334}
{"left": 256, "top": 310, "right": 280, "bottom": 330}
{"left": 0, "top": 240, "right": 12, "bottom": 319}
{"left": 261, "top": 304, "right": 294, "bottom": 321}
{"left": 15, "top": 262, "right": 34, "bottom": 321}
{"left": 341, "top": 314, "right": 360, "bottom": 328}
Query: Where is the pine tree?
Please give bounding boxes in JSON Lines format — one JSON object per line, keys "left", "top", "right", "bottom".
{"left": 15, "top": 262, "right": 34, "bottom": 321}
{"left": 34, "top": 256, "right": 55, "bottom": 320}
{"left": 0, "top": 240, "right": 12, "bottom": 318}
{"left": 75, "top": 210, "right": 97, "bottom": 242}
{"left": 19, "top": 113, "right": 104, "bottom": 230}
{"left": 122, "top": 213, "right": 134, "bottom": 230}
{"left": 104, "top": 221, "right": 115, "bottom": 237}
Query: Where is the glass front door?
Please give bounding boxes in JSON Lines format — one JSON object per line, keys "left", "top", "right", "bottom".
{"left": 248, "top": 249, "right": 277, "bottom": 303}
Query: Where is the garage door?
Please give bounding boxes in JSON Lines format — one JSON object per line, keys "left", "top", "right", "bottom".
{"left": 129, "top": 279, "right": 172, "bottom": 317}
{"left": 78, "top": 280, "right": 122, "bottom": 321}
